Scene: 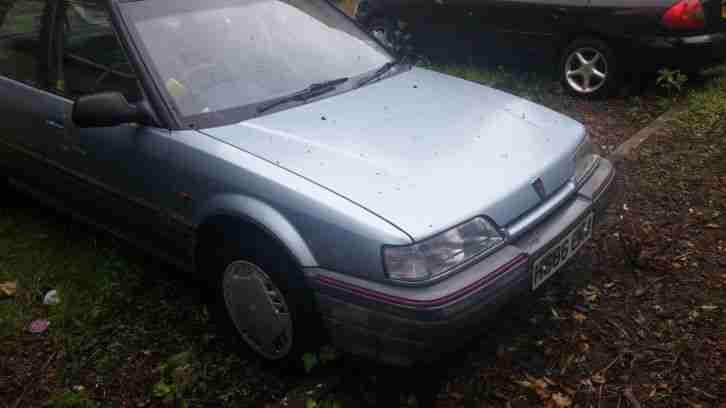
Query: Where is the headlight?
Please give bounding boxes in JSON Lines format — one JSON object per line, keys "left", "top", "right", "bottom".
{"left": 383, "top": 217, "right": 504, "bottom": 283}
{"left": 573, "top": 135, "right": 601, "bottom": 185}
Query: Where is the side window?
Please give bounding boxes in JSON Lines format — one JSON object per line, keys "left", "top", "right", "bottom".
{"left": 0, "top": 0, "right": 45, "bottom": 85}
{"left": 62, "top": 0, "right": 142, "bottom": 101}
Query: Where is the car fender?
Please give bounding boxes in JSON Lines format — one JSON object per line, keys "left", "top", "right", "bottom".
{"left": 193, "top": 193, "right": 317, "bottom": 267}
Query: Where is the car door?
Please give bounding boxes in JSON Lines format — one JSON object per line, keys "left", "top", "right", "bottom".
{"left": 1, "top": 0, "right": 193, "bottom": 263}
{"left": 368, "top": 0, "right": 491, "bottom": 59}
{"left": 478, "top": 0, "right": 588, "bottom": 56}
{"left": 0, "top": 0, "right": 80, "bottom": 195}
{"left": 55, "top": 0, "right": 195, "bottom": 260}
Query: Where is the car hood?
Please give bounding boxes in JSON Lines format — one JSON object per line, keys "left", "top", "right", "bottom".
{"left": 201, "top": 67, "right": 586, "bottom": 241}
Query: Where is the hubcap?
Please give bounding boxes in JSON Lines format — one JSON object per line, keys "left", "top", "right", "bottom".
{"left": 222, "top": 260, "right": 293, "bottom": 360}
{"left": 565, "top": 47, "right": 608, "bottom": 94}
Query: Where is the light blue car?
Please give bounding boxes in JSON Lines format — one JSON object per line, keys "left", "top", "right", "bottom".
{"left": 0, "top": 0, "right": 616, "bottom": 365}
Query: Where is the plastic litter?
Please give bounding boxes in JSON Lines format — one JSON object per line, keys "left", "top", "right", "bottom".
{"left": 28, "top": 319, "right": 50, "bottom": 334}
{"left": 0, "top": 281, "right": 17, "bottom": 298}
{"left": 43, "top": 289, "right": 60, "bottom": 306}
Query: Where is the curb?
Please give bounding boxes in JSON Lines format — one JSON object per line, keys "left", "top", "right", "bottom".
{"left": 609, "top": 106, "right": 684, "bottom": 163}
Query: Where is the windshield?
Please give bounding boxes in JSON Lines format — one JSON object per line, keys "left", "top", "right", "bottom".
{"left": 119, "top": 0, "right": 392, "bottom": 123}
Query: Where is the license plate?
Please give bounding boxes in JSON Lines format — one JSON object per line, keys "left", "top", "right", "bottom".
{"left": 532, "top": 213, "right": 594, "bottom": 290}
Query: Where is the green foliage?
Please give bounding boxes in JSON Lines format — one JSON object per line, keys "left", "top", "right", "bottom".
{"left": 47, "top": 389, "right": 97, "bottom": 408}
{"left": 302, "top": 345, "right": 340, "bottom": 374}
{"left": 306, "top": 397, "right": 343, "bottom": 408}
{"left": 428, "top": 64, "right": 550, "bottom": 103}
{"left": 319, "top": 345, "right": 339, "bottom": 365}
{"left": 152, "top": 381, "right": 175, "bottom": 400}
{"left": 656, "top": 68, "right": 688, "bottom": 94}
{"left": 151, "top": 351, "right": 195, "bottom": 406}
{"left": 302, "top": 352, "right": 319, "bottom": 374}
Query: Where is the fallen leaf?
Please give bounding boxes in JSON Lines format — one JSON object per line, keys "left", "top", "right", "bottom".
{"left": 551, "top": 392, "right": 573, "bottom": 407}
{"left": 573, "top": 312, "right": 587, "bottom": 323}
{"left": 0, "top": 281, "right": 17, "bottom": 298}
{"left": 533, "top": 378, "right": 549, "bottom": 391}
{"left": 705, "top": 223, "right": 720, "bottom": 229}
{"left": 592, "top": 373, "right": 606, "bottom": 384}
{"left": 684, "top": 399, "right": 704, "bottom": 408}
{"left": 701, "top": 305, "right": 718, "bottom": 311}
{"left": 449, "top": 392, "right": 463, "bottom": 401}
{"left": 535, "top": 387, "right": 551, "bottom": 401}
{"left": 561, "top": 385, "right": 576, "bottom": 395}
{"left": 577, "top": 342, "right": 591, "bottom": 353}
{"left": 516, "top": 380, "right": 533, "bottom": 389}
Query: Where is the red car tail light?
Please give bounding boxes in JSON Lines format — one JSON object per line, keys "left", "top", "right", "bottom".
{"left": 663, "top": 0, "right": 706, "bottom": 30}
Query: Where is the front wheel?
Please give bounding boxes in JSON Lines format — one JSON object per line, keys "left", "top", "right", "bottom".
{"left": 560, "top": 37, "right": 619, "bottom": 99}
{"left": 221, "top": 260, "right": 295, "bottom": 360}
{"left": 203, "top": 231, "right": 323, "bottom": 367}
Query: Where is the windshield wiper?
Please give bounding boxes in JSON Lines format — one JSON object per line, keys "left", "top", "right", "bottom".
{"left": 257, "top": 77, "right": 349, "bottom": 114}
{"left": 355, "top": 56, "right": 410, "bottom": 89}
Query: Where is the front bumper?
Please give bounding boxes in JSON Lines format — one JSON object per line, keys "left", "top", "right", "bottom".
{"left": 306, "top": 158, "right": 618, "bottom": 366}
{"left": 632, "top": 32, "right": 726, "bottom": 70}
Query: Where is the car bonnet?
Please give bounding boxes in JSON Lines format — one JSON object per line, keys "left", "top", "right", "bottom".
{"left": 201, "top": 67, "right": 586, "bottom": 241}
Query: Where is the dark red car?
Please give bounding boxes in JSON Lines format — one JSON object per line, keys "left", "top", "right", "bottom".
{"left": 354, "top": 0, "right": 726, "bottom": 98}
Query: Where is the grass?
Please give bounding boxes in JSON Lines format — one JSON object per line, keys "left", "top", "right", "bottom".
{"left": 0, "top": 195, "right": 267, "bottom": 407}
{"left": 0, "top": 0, "right": 45, "bottom": 34}
{"left": 1, "top": 61, "right": 726, "bottom": 407}
{"left": 426, "top": 63, "right": 555, "bottom": 103}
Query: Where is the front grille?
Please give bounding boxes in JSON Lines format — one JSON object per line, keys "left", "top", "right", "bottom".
{"left": 505, "top": 181, "right": 577, "bottom": 240}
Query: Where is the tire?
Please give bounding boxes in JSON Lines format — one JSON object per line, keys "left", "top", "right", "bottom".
{"left": 559, "top": 37, "right": 619, "bottom": 99}
{"left": 200, "top": 227, "right": 323, "bottom": 368}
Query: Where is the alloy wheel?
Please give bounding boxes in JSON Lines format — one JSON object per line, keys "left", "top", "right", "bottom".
{"left": 564, "top": 47, "right": 609, "bottom": 94}
{"left": 222, "top": 260, "right": 293, "bottom": 360}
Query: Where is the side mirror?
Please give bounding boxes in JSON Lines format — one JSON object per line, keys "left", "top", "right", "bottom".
{"left": 72, "top": 92, "right": 157, "bottom": 128}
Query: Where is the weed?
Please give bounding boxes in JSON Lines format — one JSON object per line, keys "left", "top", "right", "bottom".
{"left": 656, "top": 68, "right": 688, "bottom": 95}
{"left": 48, "top": 389, "right": 97, "bottom": 408}
{"left": 152, "top": 351, "right": 194, "bottom": 407}
{"left": 302, "top": 345, "right": 340, "bottom": 374}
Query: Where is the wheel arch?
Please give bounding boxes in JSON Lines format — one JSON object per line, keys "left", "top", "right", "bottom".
{"left": 556, "top": 30, "right": 624, "bottom": 61}
{"left": 193, "top": 194, "right": 317, "bottom": 272}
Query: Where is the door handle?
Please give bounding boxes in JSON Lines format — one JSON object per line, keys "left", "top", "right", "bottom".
{"left": 46, "top": 119, "right": 65, "bottom": 130}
